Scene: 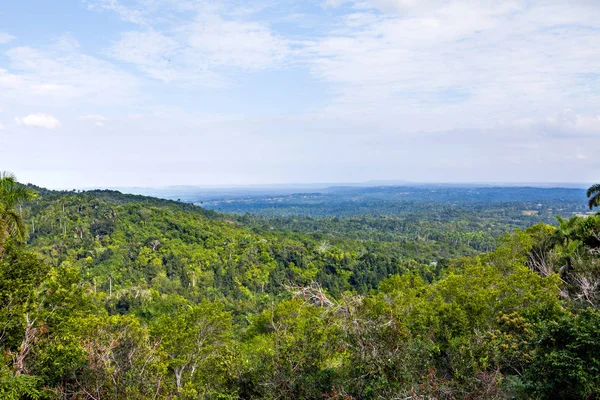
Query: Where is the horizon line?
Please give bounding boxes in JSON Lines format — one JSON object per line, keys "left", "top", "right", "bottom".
{"left": 39, "top": 180, "right": 593, "bottom": 192}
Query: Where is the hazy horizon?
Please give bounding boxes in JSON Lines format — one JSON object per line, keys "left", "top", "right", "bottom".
{"left": 32, "top": 179, "right": 591, "bottom": 192}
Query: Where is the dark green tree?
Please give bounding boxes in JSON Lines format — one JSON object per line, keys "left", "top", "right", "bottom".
{"left": 588, "top": 183, "right": 600, "bottom": 210}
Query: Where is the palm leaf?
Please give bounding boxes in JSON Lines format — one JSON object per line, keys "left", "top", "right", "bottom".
{"left": 0, "top": 173, "right": 36, "bottom": 208}
{"left": 0, "top": 208, "right": 27, "bottom": 241}
{"left": 0, "top": 172, "right": 35, "bottom": 243}
{"left": 587, "top": 183, "right": 600, "bottom": 198}
{"left": 589, "top": 192, "right": 600, "bottom": 210}
{"left": 0, "top": 171, "right": 16, "bottom": 181}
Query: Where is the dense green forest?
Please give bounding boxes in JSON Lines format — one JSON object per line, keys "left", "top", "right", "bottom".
{"left": 1, "top": 173, "right": 600, "bottom": 399}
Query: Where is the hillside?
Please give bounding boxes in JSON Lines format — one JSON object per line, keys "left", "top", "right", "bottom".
{"left": 24, "top": 188, "right": 440, "bottom": 301}
{"left": 1, "top": 181, "right": 599, "bottom": 399}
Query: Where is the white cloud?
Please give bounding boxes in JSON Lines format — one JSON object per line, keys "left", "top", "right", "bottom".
{"left": 0, "top": 69, "right": 24, "bottom": 89}
{"left": 0, "top": 43, "right": 139, "bottom": 108}
{"left": 50, "top": 35, "right": 81, "bottom": 52}
{"left": 77, "top": 114, "right": 107, "bottom": 127}
{"left": 86, "top": 0, "right": 148, "bottom": 25}
{"left": 325, "top": 0, "right": 521, "bottom": 13}
{"left": 108, "top": 19, "right": 288, "bottom": 84}
{"left": 516, "top": 109, "right": 600, "bottom": 138}
{"left": 76, "top": 114, "right": 107, "bottom": 121}
{"left": 107, "top": 30, "right": 212, "bottom": 84}
{"left": 94, "top": 0, "right": 288, "bottom": 85}
{"left": 0, "top": 122, "right": 4, "bottom": 130}
{"left": 16, "top": 113, "right": 61, "bottom": 129}
{"left": 0, "top": 32, "right": 15, "bottom": 44}
{"left": 306, "top": 1, "right": 600, "bottom": 133}
{"left": 183, "top": 14, "right": 288, "bottom": 69}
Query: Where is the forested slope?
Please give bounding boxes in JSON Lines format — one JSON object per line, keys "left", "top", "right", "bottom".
{"left": 24, "top": 188, "right": 440, "bottom": 301}
{"left": 1, "top": 178, "right": 600, "bottom": 399}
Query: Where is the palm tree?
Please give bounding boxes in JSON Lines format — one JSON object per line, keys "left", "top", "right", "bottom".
{"left": 546, "top": 215, "right": 581, "bottom": 278}
{"left": 588, "top": 183, "right": 600, "bottom": 210}
{"left": 548, "top": 216, "right": 578, "bottom": 247}
{"left": 0, "top": 172, "right": 36, "bottom": 252}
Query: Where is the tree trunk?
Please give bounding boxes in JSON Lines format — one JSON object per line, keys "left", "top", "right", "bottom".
{"left": 14, "top": 314, "right": 37, "bottom": 375}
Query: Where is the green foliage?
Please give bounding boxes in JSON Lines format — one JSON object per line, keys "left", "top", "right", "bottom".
{"left": 0, "top": 241, "right": 50, "bottom": 348}
{"left": 587, "top": 183, "right": 600, "bottom": 210}
{"left": 524, "top": 308, "right": 600, "bottom": 399}
{"left": 64, "top": 315, "right": 167, "bottom": 399}
{"left": 151, "top": 301, "right": 235, "bottom": 398}
{"left": 0, "top": 364, "right": 43, "bottom": 400}
{"left": 240, "top": 299, "right": 340, "bottom": 399}
{"left": 0, "top": 172, "right": 36, "bottom": 251}
{"left": 0, "top": 178, "right": 598, "bottom": 399}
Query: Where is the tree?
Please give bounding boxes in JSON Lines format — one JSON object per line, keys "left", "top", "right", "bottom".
{"left": 524, "top": 308, "right": 600, "bottom": 399}
{"left": 0, "top": 242, "right": 49, "bottom": 350}
{"left": 0, "top": 172, "right": 36, "bottom": 252}
{"left": 61, "top": 315, "right": 167, "bottom": 399}
{"left": 546, "top": 216, "right": 582, "bottom": 277}
{"left": 548, "top": 216, "right": 578, "bottom": 248}
{"left": 151, "top": 301, "right": 235, "bottom": 398}
{"left": 588, "top": 183, "right": 600, "bottom": 210}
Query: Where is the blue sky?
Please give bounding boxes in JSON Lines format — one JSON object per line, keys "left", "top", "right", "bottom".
{"left": 1, "top": 0, "right": 599, "bottom": 188}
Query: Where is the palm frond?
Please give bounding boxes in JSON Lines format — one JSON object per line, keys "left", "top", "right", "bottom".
{"left": 0, "top": 208, "right": 27, "bottom": 241}
{"left": 0, "top": 173, "right": 36, "bottom": 208}
{"left": 0, "top": 171, "right": 16, "bottom": 181}
{"left": 589, "top": 192, "right": 600, "bottom": 210}
{"left": 587, "top": 183, "right": 600, "bottom": 198}
{"left": 7, "top": 184, "right": 36, "bottom": 205}
{"left": 0, "top": 172, "right": 33, "bottom": 243}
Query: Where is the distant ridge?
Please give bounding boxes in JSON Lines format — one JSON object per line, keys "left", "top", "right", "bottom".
{"left": 104, "top": 180, "right": 588, "bottom": 193}
{"left": 94, "top": 181, "right": 588, "bottom": 202}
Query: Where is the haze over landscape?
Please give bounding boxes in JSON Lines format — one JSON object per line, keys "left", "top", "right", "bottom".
{"left": 2, "top": 0, "right": 600, "bottom": 188}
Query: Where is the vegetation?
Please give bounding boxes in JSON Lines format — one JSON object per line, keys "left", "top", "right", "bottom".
{"left": 0, "top": 173, "right": 599, "bottom": 399}
{"left": 0, "top": 172, "right": 36, "bottom": 253}
{"left": 588, "top": 183, "right": 600, "bottom": 210}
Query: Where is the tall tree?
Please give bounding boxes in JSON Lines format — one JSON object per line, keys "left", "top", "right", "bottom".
{"left": 588, "top": 183, "right": 600, "bottom": 210}
{"left": 546, "top": 216, "right": 581, "bottom": 277}
{"left": 0, "top": 172, "right": 35, "bottom": 252}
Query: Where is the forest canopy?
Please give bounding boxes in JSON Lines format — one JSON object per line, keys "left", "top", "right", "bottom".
{"left": 1, "top": 173, "right": 599, "bottom": 399}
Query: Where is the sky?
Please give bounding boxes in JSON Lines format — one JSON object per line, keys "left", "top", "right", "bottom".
{"left": 1, "top": 0, "right": 599, "bottom": 189}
